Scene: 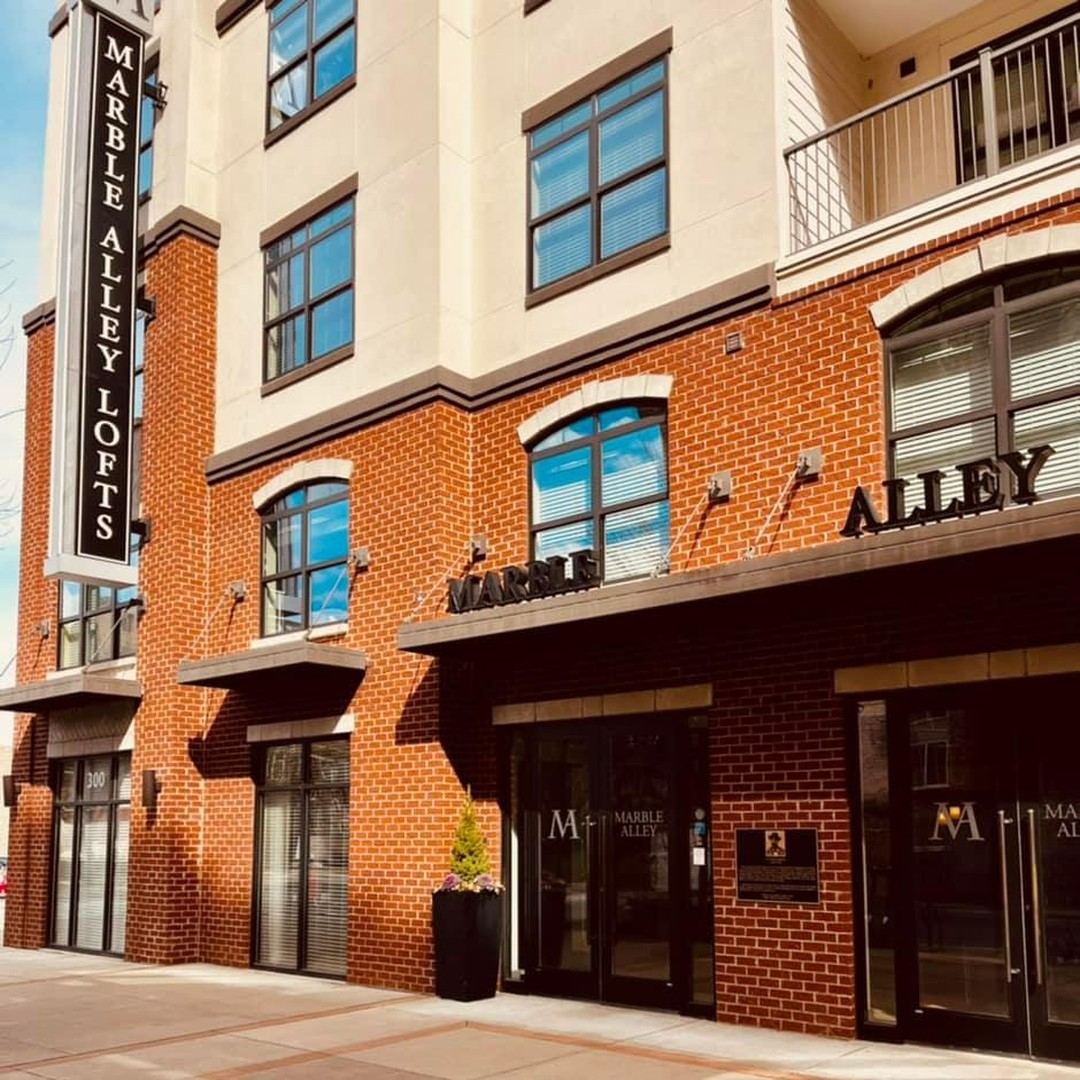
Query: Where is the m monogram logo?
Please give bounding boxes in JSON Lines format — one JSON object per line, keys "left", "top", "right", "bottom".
{"left": 929, "top": 802, "right": 984, "bottom": 842}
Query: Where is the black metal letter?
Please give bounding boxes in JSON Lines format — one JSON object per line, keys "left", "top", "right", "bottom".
{"left": 840, "top": 487, "right": 884, "bottom": 538}
{"left": 479, "top": 570, "right": 504, "bottom": 607}
{"left": 570, "top": 548, "right": 600, "bottom": 587}
{"left": 881, "top": 477, "right": 908, "bottom": 526}
{"left": 502, "top": 564, "right": 528, "bottom": 602}
{"left": 998, "top": 445, "right": 1054, "bottom": 504}
{"left": 527, "top": 559, "right": 551, "bottom": 597}
{"left": 956, "top": 458, "right": 1003, "bottom": 513}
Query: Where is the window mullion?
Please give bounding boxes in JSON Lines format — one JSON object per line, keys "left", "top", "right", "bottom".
{"left": 592, "top": 427, "right": 603, "bottom": 572}
{"left": 993, "top": 297, "right": 1011, "bottom": 460}
{"left": 590, "top": 108, "right": 600, "bottom": 269}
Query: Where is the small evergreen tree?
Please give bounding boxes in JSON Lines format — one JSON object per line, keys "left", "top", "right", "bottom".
{"left": 448, "top": 787, "right": 491, "bottom": 883}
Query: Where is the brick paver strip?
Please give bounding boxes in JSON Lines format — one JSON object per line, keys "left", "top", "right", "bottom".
{"left": 0, "top": 995, "right": 828, "bottom": 1080}
{"left": 204, "top": 1018, "right": 819, "bottom": 1080}
{"left": 0, "top": 993, "right": 425, "bottom": 1075}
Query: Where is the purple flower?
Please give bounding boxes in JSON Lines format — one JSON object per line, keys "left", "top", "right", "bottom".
{"left": 439, "top": 872, "right": 462, "bottom": 892}
{"left": 474, "top": 873, "right": 496, "bottom": 892}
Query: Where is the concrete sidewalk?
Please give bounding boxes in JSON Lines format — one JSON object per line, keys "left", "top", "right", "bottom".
{"left": 0, "top": 949, "right": 1075, "bottom": 1079}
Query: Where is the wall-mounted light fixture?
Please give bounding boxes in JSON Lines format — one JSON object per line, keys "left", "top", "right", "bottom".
{"left": 708, "top": 472, "right": 732, "bottom": 503}
{"left": 145, "top": 79, "right": 168, "bottom": 110}
{"left": 141, "top": 769, "right": 161, "bottom": 811}
{"left": 227, "top": 581, "right": 246, "bottom": 601}
{"left": 796, "top": 447, "right": 823, "bottom": 480}
{"left": 37, "top": 620, "right": 50, "bottom": 639}
{"left": 2, "top": 775, "right": 20, "bottom": 808}
{"left": 351, "top": 547, "right": 370, "bottom": 571}
{"left": 470, "top": 535, "right": 488, "bottom": 562}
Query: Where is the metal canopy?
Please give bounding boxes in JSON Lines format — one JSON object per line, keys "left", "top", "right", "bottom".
{"left": 176, "top": 639, "right": 368, "bottom": 691}
{"left": 0, "top": 672, "right": 144, "bottom": 713}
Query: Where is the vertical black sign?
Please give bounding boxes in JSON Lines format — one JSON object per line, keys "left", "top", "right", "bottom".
{"left": 77, "top": 13, "right": 142, "bottom": 563}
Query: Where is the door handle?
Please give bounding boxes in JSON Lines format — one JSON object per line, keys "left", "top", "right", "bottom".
{"left": 997, "top": 810, "right": 1013, "bottom": 984}
{"left": 1026, "top": 808, "right": 1044, "bottom": 987}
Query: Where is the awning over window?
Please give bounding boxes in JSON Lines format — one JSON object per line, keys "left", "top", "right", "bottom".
{"left": 0, "top": 673, "right": 143, "bottom": 713}
{"left": 177, "top": 639, "right": 367, "bottom": 691}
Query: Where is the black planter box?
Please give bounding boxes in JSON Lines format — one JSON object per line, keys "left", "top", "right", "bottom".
{"left": 432, "top": 890, "right": 502, "bottom": 1001}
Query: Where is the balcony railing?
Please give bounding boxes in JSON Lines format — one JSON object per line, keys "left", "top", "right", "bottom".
{"left": 785, "top": 11, "right": 1080, "bottom": 253}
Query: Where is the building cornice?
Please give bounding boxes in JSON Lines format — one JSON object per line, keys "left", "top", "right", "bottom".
{"left": 215, "top": 0, "right": 260, "bottom": 36}
{"left": 22, "top": 299, "right": 57, "bottom": 335}
{"left": 48, "top": 4, "right": 68, "bottom": 37}
{"left": 141, "top": 206, "right": 223, "bottom": 259}
{"left": 205, "top": 264, "right": 774, "bottom": 483}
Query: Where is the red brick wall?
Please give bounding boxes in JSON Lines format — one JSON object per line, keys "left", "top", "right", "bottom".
{"left": 125, "top": 231, "right": 217, "bottom": 964}
{"left": 6, "top": 320, "right": 57, "bottom": 949}
{"left": 8, "top": 191, "right": 1080, "bottom": 1036}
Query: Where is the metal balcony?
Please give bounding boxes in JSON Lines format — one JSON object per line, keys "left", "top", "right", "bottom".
{"left": 785, "top": 10, "right": 1080, "bottom": 253}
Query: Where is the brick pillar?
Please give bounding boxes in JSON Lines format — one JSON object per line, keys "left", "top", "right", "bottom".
{"left": 125, "top": 231, "right": 216, "bottom": 964}
{"left": 6, "top": 319, "right": 60, "bottom": 949}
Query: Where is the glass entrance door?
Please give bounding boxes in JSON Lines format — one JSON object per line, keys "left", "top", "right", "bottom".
{"left": 1024, "top": 692, "right": 1080, "bottom": 1062}
{"left": 524, "top": 719, "right": 712, "bottom": 1012}
{"left": 253, "top": 738, "right": 349, "bottom": 977}
{"left": 51, "top": 754, "right": 131, "bottom": 954}
{"left": 878, "top": 680, "right": 1080, "bottom": 1062}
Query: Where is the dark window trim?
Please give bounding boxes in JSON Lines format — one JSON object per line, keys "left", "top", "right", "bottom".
{"left": 521, "top": 28, "right": 672, "bottom": 133}
{"left": 884, "top": 271, "right": 1080, "bottom": 494}
{"left": 259, "top": 481, "right": 350, "bottom": 636}
{"left": 524, "top": 41, "right": 671, "bottom": 302}
{"left": 260, "top": 173, "right": 359, "bottom": 248}
{"left": 58, "top": 580, "right": 141, "bottom": 671}
{"left": 263, "top": 73, "right": 356, "bottom": 150}
{"left": 527, "top": 401, "right": 669, "bottom": 582}
{"left": 262, "top": 193, "right": 355, "bottom": 386}
{"left": 260, "top": 343, "right": 352, "bottom": 396}
{"left": 265, "top": 0, "right": 357, "bottom": 140}
{"left": 139, "top": 58, "right": 160, "bottom": 206}
{"left": 215, "top": 0, "right": 261, "bottom": 36}
{"left": 525, "top": 234, "right": 669, "bottom": 309}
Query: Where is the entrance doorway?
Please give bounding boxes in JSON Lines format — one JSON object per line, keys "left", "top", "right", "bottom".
{"left": 51, "top": 753, "right": 130, "bottom": 954}
{"left": 252, "top": 738, "right": 350, "bottom": 977}
{"left": 857, "top": 679, "right": 1080, "bottom": 1062}
{"left": 511, "top": 718, "right": 713, "bottom": 1013}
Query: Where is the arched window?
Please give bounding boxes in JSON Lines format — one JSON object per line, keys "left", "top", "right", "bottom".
{"left": 261, "top": 481, "right": 349, "bottom": 635}
{"left": 885, "top": 264, "right": 1080, "bottom": 503}
{"left": 529, "top": 402, "right": 669, "bottom": 582}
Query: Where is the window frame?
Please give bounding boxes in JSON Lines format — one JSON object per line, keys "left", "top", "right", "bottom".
{"left": 261, "top": 195, "right": 355, "bottom": 389}
{"left": 884, "top": 269, "right": 1080, "bottom": 499}
{"left": 252, "top": 736, "right": 350, "bottom": 977}
{"left": 524, "top": 47, "right": 671, "bottom": 307}
{"left": 527, "top": 402, "right": 670, "bottom": 582}
{"left": 265, "top": 0, "right": 357, "bottom": 142}
{"left": 259, "top": 480, "right": 351, "bottom": 637}
{"left": 57, "top": 578, "right": 140, "bottom": 670}
{"left": 138, "top": 61, "right": 159, "bottom": 203}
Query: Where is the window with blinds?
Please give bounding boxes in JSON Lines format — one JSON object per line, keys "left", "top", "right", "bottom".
{"left": 528, "top": 57, "right": 668, "bottom": 295}
{"left": 886, "top": 269, "right": 1080, "bottom": 501}
{"left": 530, "top": 403, "right": 669, "bottom": 582}
{"left": 254, "top": 738, "right": 349, "bottom": 978}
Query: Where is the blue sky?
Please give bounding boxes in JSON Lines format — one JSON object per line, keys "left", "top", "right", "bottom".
{"left": 0, "top": 1, "right": 50, "bottom": 724}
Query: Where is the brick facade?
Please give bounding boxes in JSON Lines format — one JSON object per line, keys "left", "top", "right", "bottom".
{"left": 7, "top": 193, "right": 1080, "bottom": 1041}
